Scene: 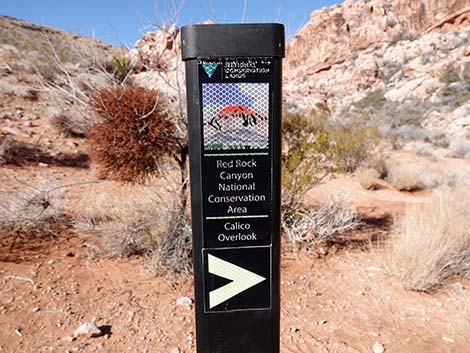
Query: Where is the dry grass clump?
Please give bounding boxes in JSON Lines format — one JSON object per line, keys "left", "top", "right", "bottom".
{"left": 284, "top": 193, "right": 362, "bottom": 248}
{"left": 89, "top": 84, "right": 176, "bottom": 183}
{"left": 0, "top": 80, "right": 39, "bottom": 100}
{"left": 447, "top": 138, "right": 470, "bottom": 159}
{"left": 386, "top": 161, "right": 432, "bottom": 191}
{"left": 0, "top": 137, "right": 36, "bottom": 165}
{"left": 386, "top": 187, "right": 470, "bottom": 291}
{"left": 75, "top": 191, "right": 192, "bottom": 277}
{"left": 148, "top": 220, "right": 193, "bottom": 278}
{"left": 356, "top": 167, "right": 380, "bottom": 190}
{"left": 76, "top": 197, "right": 170, "bottom": 257}
{"left": 0, "top": 182, "right": 67, "bottom": 237}
{"left": 50, "top": 114, "right": 89, "bottom": 138}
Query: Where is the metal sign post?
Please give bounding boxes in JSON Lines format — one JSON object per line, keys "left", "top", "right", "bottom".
{"left": 182, "top": 23, "right": 285, "bottom": 353}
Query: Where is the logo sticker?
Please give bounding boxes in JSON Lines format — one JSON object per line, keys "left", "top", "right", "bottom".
{"left": 202, "top": 63, "right": 219, "bottom": 78}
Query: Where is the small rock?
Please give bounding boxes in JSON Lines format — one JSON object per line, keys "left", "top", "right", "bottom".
{"left": 73, "top": 320, "right": 102, "bottom": 338}
{"left": 24, "top": 120, "right": 34, "bottom": 127}
{"left": 451, "top": 282, "right": 465, "bottom": 293}
{"left": 2, "top": 126, "right": 30, "bottom": 137}
{"left": 63, "top": 335, "right": 76, "bottom": 342}
{"left": 67, "top": 141, "right": 79, "bottom": 147}
{"left": 32, "top": 307, "right": 40, "bottom": 312}
{"left": 38, "top": 163, "right": 49, "bottom": 167}
{"left": 170, "top": 347, "right": 181, "bottom": 353}
{"left": 441, "top": 336, "right": 455, "bottom": 344}
{"left": 176, "top": 296, "right": 193, "bottom": 309}
{"left": 318, "top": 320, "right": 327, "bottom": 325}
{"left": 372, "top": 341, "right": 385, "bottom": 353}
{"left": 75, "top": 342, "right": 88, "bottom": 350}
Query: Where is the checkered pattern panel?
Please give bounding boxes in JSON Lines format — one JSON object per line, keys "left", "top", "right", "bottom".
{"left": 202, "top": 83, "right": 269, "bottom": 150}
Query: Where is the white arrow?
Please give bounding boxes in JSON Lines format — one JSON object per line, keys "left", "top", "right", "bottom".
{"left": 208, "top": 254, "right": 266, "bottom": 309}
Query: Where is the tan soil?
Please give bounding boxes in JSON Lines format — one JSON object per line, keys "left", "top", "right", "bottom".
{"left": 1, "top": 229, "right": 469, "bottom": 353}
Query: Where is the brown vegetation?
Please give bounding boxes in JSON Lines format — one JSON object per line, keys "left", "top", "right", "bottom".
{"left": 386, "top": 187, "right": 470, "bottom": 291}
{"left": 89, "top": 84, "right": 176, "bottom": 183}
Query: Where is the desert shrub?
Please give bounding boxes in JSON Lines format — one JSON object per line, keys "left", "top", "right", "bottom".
{"left": 148, "top": 221, "right": 193, "bottom": 278}
{"left": 447, "top": 138, "right": 470, "bottom": 159}
{"left": 281, "top": 112, "right": 330, "bottom": 210}
{"left": 283, "top": 193, "right": 361, "bottom": 248}
{"left": 75, "top": 191, "right": 192, "bottom": 276}
{"left": 328, "top": 119, "right": 381, "bottom": 172}
{"left": 50, "top": 114, "right": 89, "bottom": 138}
{"left": 413, "top": 142, "right": 437, "bottom": 160}
{"left": 356, "top": 167, "right": 380, "bottom": 190}
{"left": 370, "top": 155, "right": 388, "bottom": 179}
{"left": 440, "top": 68, "right": 460, "bottom": 85}
{"left": 386, "top": 187, "right": 470, "bottom": 291}
{"left": 89, "top": 84, "right": 176, "bottom": 183}
{"left": 355, "top": 90, "right": 386, "bottom": 111}
{"left": 386, "top": 161, "right": 433, "bottom": 191}
{"left": 393, "top": 125, "right": 428, "bottom": 141}
{"left": 108, "top": 56, "right": 134, "bottom": 82}
{"left": 282, "top": 113, "right": 379, "bottom": 209}
{"left": 0, "top": 136, "right": 37, "bottom": 165}
{"left": 76, "top": 197, "right": 172, "bottom": 256}
{"left": 0, "top": 181, "right": 67, "bottom": 237}
{"left": 0, "top": 80, "right": 40, "bottom": 100}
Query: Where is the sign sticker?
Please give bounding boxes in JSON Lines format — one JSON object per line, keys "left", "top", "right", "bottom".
{"left": 202, "top": 82, "right": 269, "bottom": 150}
{"left": 203, "top": 246, "right": 271, "bottom": 312}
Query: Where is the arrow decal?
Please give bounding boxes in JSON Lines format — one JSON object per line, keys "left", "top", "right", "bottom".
{"left": 208, "top": 254, "right": 266, "bottom": 309}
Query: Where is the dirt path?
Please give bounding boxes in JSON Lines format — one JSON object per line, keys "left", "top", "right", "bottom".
{"left": 1, "top": 234, "right": 468, "bottom": 353}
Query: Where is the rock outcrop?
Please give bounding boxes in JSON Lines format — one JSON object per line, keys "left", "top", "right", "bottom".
{"left": 285, "top": 0, "right": 470, "bottom": 79}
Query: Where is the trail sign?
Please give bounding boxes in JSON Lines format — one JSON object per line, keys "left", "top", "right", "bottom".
{"left": 182, "top": 23, "right": 285, "bottom": 353}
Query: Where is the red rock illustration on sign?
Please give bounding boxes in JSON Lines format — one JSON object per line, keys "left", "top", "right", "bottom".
{"left": 208, "top": 105, "right": 267, "bottom": 131}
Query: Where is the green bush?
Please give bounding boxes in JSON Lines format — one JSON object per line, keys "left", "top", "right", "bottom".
{"left": 281, "top": 112, "right": 330, "bottom": 210}
{"left": 440, "top": 68, "right": 460, "bottom": 85}
{"left": 281, "top": 113, "right": 380, "bottom": 210}
{"left": 328, "top": 118, "right": 381, "bottom": 172}
{"left": 109, "top": 56, "right": 134, "bottom": 82}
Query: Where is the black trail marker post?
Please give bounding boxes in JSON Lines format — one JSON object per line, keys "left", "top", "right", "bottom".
{"left": 182, "top": 24, "right": 285, "bottom": 353}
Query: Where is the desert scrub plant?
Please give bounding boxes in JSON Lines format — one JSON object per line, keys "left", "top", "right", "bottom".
{"left": 0, "top": 180, "right": 68, "bottom": 237}
{"left": 328, "top": 118, "right": 381, "bottom": 172}
{"left": 283, "top": 193, "right": 361, "bottom": 249}
{"left": 76, "top": 196, "right": 171, "bottom": 256}
{"left": 355, "top": 90, "right": 386, "bottom": 112}
{"left": 0, "top": 136, "right": 37, "bottom": 165}
{"left": 281, "top": 112, "right": 378, "bottom": 221}
{"left": 386, "top": 160, "right": 435, "bottom": 191}
{"left": 281, "top": 112, "right": 330, "bottom": 211}
{"left": 50, "top": 113, "right": 89, "bottom": 138}
{"left": 108, "top": 56, "right": 134, "bottom": 82}
{"left": 356, "top": 167, "right": 380, "bottom": 190}
{"left": 440, "top": 68, "right": 460, "bottom": 85}
{"left": 90, "top": 84, "right": 176, "bottom": 183}
{"left": 89, "top": 83, "right": 190, "bottom": 214}
{"left": 447, "top": 138, "right": 470, "bottom": 159}
{"left": 386, "top": 187, "right": 470, "bottom": 291}
{"left": 75, "top": 190, "right": 192, "bottom": 276}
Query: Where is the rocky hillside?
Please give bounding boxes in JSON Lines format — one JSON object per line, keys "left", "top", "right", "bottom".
{"left": 284, "top": 0, "right": 470, "bottom": 153}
